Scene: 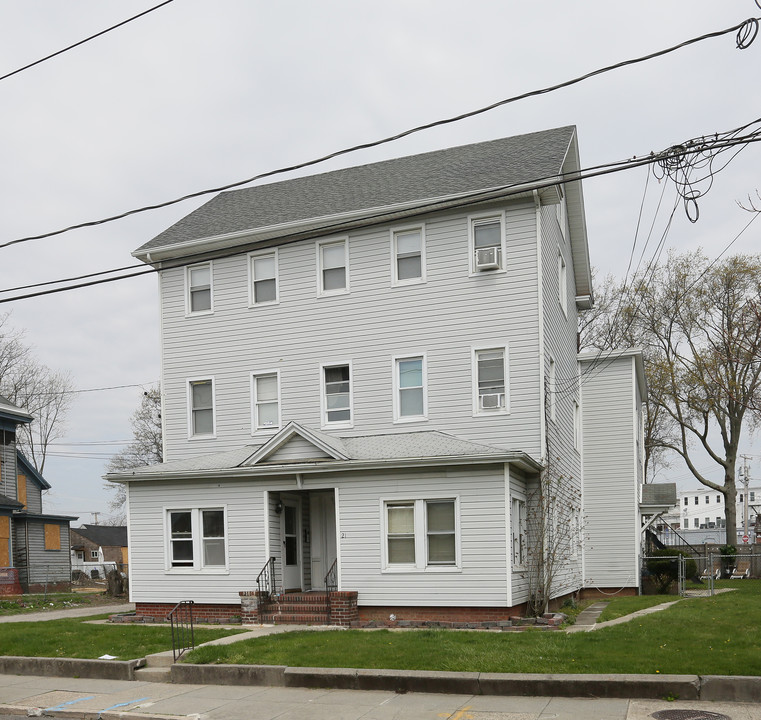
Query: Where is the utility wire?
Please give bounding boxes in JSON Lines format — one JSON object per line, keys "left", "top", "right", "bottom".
{"left": 4, "top": 123, "right": 761, "bottom": 305}
{"left": 0, "top": 16, "right": 757, "bottom": 253}
{"left": 0, "top": 264, "right": 145, "bottom": 294}
{"left": 0, "top": 1, "right": 175, "bottom": 83}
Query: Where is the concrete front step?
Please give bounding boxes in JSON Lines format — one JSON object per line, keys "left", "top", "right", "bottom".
{"left": 134, "top": 666, "right": 173, "bottom": 682}
{"left": 260, "top": 613, "right": 329, "bottom": 624}
{"left": 143, "top": 650, "right": 175, "bottom": 668}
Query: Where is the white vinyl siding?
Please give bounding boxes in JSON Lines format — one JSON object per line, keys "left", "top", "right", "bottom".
{"left": 186, "top": 262, "right": 213, "bottom": 315}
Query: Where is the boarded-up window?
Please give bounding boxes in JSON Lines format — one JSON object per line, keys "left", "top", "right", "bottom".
{"left": 0, "top": 516, "right": 10, "bottom": 566}
{"left": 16, "top": 475, "right": 26, "bottom": 509}
{"left": 44, "top": 524, "right": 61, "bottom": 551}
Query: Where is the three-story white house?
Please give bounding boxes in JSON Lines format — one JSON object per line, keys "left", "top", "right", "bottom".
{"left": 112, "top": 126, "right": 648, "bottom": 625}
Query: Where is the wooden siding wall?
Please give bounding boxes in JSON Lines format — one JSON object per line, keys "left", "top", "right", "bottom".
{"left": 539, "top": 204, "right": 583, "bottom": 599}
{"left": 0, "top": 433, "right": 17, "bottom": 500}
{"left": 581, "top": 356, "right": 640, "bottom": 588}
{"left": 12, "top": 521, "right": 70, "bottom": 585}
{"left": 158, "top": 200, "right": 543, "bottom": 463}
{"left": 128, "top": 465, "right": 511, "bottom": 607}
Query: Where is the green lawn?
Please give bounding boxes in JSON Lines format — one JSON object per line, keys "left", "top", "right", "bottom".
{"left": 185, "top": 581, "right": 761, "bottom": 675}
{"left": 0, "top": 615, "right": 245, "bottom": 659}
{"left": 0, "top": 592, "right": 103, "bottom": 616}
{"left": 596, "top": 594, "right": 676, "bottom": 622}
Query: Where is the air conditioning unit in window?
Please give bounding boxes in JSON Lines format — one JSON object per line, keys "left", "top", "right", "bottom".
{"left": 475, "top": 247, "right": 500, "bottom": 270}
{"left": 480, "top": 393, "right": 505, "bottom": 410}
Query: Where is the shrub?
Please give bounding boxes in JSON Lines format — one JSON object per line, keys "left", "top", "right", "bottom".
{"left": 646, "top": 550, "right": 697, "bottom": 594}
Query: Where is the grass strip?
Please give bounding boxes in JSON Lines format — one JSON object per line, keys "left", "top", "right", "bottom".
{"left": 185, "top": 581, "right": 761, "bottom": 676}
{"left": 596, "top": 595, "right": 676, "bottom": 622}
{"left": 0, "top": 615, "right": 245, "bottom": 659}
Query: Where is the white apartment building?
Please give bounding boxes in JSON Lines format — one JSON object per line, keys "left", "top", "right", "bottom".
{"left": 678, "top": 486, "right": 760, "bottom": 542}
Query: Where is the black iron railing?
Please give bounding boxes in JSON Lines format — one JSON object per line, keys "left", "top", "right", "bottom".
{"left": 167, "top": 600, "right": 195, "bottom": 662}
{"left": 324, "top": 559, "right": 337, "bottom": 623}
{"left": 257, "top": 556, "right": 276, "bottom": 597}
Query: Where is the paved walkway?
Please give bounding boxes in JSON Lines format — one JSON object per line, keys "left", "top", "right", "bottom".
{"left": 1, "top": 672, "right": 760, "bottom": 720}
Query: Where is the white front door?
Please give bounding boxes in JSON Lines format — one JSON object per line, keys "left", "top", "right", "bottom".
{"left": 310, "top": 491, "right": 337, "bottom": 590}
{"left": 280, "top": 497, "right": 302, "bottom": 591}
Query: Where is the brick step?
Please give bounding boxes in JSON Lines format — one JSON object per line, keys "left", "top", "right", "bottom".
{"left": 262, "top": 602, "right": 329, "bottom": 614}
{"left": 274, "top": 593, "right": 328, "bottom": 604}
{"left": 260, "top": 612, "right": 329, "bottom": 625}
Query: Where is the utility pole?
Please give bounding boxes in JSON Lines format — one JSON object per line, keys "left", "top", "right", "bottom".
{"left": 91, "top": 511, "right": 100, "bottom": 525}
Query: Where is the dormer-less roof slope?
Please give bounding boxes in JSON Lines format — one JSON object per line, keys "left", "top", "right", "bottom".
{"left": 134, "top": 126, "right": 592, "bottom": 298}
{"left": 0, "top": 394, "right": 32, "bottom": 425}
{"left": 74, "top": 524, "right": 128, "bottom": 547}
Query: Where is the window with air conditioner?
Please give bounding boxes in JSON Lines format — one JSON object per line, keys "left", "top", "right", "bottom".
{"left": 469, "top": 214, "right": 505, "bottom": 273}
{"left": 473, "top": 347, "right": 508, "bottom": 415}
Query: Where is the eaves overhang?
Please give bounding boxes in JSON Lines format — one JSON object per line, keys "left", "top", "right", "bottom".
{"left": 134, "top": 182, "right": 560, "bottom": 266}
{"left": 107, "top": 451, "right": 543, "bottom": 483}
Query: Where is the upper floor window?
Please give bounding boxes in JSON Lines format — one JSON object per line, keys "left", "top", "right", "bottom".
{"left": 250, "top": 251, "right": 278, "bottom": 305}
{"left": 392, "top": 226, "right": 425, "bottom": 285}
{"left": 694, "top": 496, "right": 699, "bottom": 505}
{"left": 684, "top": 497, "right": 689, "bottom": 506}
{"left": 705, "top": 495, "right": 710, "bottom": 504}
{"left": 717, "top": 495, "right": 722, "bottom": 503}
{"left": 394, "top": 355, "right": 426, "bottom": 422}
{"left": 186, "top": 263, "right": 212, "bottom": 315}
{"left": 317, "top": 239, "right": 349, "bottom": 295}
{"left": 251, "top": 371, "right": 280, "bottom": 432}
{"left": 469, "top": 213, "right": 505, "bottom": 273}
{"left": 473, "top": 347, "right": 508, "bottom": 415}
{"left": 188, "top": 378, "right": 214, "bottom": 437}
{"left": 322, "top": 363, "right": 352, "bottom": 426}
{"left": 558, "top": 248, "right": 567, "bottom": 316}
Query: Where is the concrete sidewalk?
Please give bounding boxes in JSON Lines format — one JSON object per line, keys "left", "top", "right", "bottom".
{"left": 0, "top": 603, "right": 134, "bottom": 623}
{"left": 1, "top": 672, "right": 761, "bottom": 720}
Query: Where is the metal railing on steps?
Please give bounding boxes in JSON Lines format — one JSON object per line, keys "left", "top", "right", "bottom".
{"left": 167, "top": 600, "right": 195, "bottom": 662}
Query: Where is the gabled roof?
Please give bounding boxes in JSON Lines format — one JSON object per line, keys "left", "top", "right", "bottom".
{"left": 107, "top": 424, "right": 542, "bottom": 482}
{"left": 17, "top": 452, "right": 51, "bottom": 491}
{"left": 133, "top": 126, "right": 592, "bottom": 298}
{"left": 0, "top": 394, "right": 32, "bottom": 425}
{"left": 73, "top": 524, "right": 128, "bottom": 547}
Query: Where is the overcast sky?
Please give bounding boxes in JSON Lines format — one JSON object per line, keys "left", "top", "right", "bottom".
{"left": 2, "top": 1, "right": 760, "bottom": 522}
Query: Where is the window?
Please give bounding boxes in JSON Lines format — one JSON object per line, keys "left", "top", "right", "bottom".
{"left": 167, "top": 508, "right": 227, "bottom": 571}
{"left": 322, "top": 363, "right": 352, "bottom": 426}
{"left": 16, "top": 474, "right": 26, "bottom": 509}
{"left": 394, "top": 355, "right": 426, "bottom": 422}
{"left": 469, "top": 214, "right": 505, "bottom": 273}
{"left": 186, "top": 262, "right": 212, "bottom": 314}
{"left": 383, "top": 498, "right": 458, "bottom": 570}
{"left": 694, "top": 496, "right": 699, "bottom": 505}
{"left": 473, "top": 347, "right": 508, "bottom": 414}
{"left": 251, "top": 371, "right": 280, "bottom": 431}
{"left": 684, "top": 497, "right": 689, "bottom": 506}
{"left": 317, "top": 239, "right": 349, "bottom": 295}
{"left": 511, "top": 497, "right": 526, "bottom": 567}
{"left": 250, "top": 251, "right": 278, "bottom": 305}
{"left": 751, "top": 492, "right": 756, "bottom": 502}
{"left": 694, "top": 518, "right": 699, "bottom": 528}
{"left": 558, "top": 249, "right": 567, "bottom": 315}
{"left": 740, "top": 494, "right": 744, "bottom": 503}
{"left": 717, "top": 495, "right": 722, "bottom": 503}
{"left": 188, "top": 378, "right": 214, "bottom": 437}
{"left": 392, "top": 226, "right": 425, "bottom": 284}
{"left": 90, "top": 550, "right": 99, "bottom": 560}
{"left": 705, "top": 495, "right": 710, "bottom": 504}
{"left": 44, "top": 524, "right": 60, "bottom": 551}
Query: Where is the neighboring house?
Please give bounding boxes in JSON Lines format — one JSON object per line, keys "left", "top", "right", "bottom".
{"left": 0, "top": 394, "right": 76, "bottom": 594}
{"left": 70, "top": 524, "right": 128, "bottom": 578}
{"left": 110, "top": 126, "right": 652, "bottom": 625}
{"left": 677, "top": 486, "right": 760, "bottom": 544}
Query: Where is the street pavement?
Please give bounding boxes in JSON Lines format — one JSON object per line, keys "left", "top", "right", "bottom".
{"left": 1, "top": 672, "right": 761, "bottom": 720}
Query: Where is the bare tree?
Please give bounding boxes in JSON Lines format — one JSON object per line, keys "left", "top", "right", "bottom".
{"left": 0, "top": 313, "right": 73, "bottom": 474}
{"left": 105, "top": 386, "right": 163, "bottom": 520}
{"left": 583, "top": 252, "right": 761, "bottom": 542}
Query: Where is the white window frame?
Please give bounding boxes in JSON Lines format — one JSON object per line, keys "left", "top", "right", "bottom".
{"left": 390, "top": 224, "right": 426, "bottom": 286}
{"left": 164, "top": 506, "right": 229, "bottom": 573}
{"left": 471, "top": 345, "right": 510, "bottom": 416}
{"left": 468, "top": 211, "right": 506, "bottom": 275}
{"left": 248, "top": 249, "right": 279, "bottom": 307}
{"left": 187, "top": 376, "right": 216, "bottom": 439}
{"left": 320, "top": 361, "right": 353, "bottom": 428}
{"left": 185, "top": 262, "right": 213, "bottom": 316}
{"left": 250, "top": 370, "right": 281, "bottom": 434}
{"left": 90, "top": 549, "right": 99, "bottom": 560}
{"left": 316, "top": 237, "right": 350, "bottom": 296}
{"left": 380, "top": 495, "right": 461, "bottom": 573}
{"left": 510, "top": 492, "right": 527, "bottom": 569}
{"left": 558, "top": 247, "right": 567, "bottom": 316}
{"left": 392, "top": 353, "right": 427, "bottom": 424}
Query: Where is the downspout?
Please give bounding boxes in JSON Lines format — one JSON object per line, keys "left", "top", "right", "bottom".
{"left": 533, "top": 190, "right": 546, "bottom": 462}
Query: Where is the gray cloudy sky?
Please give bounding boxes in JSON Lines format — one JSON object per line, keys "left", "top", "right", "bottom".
{"left": 2, "top": 1, "right": 759, "bottom": 521}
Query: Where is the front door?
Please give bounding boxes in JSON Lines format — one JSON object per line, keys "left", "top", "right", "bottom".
{"left": 310, "top": 491, "right": 337, "bottom": 590}
{"left": 280, "top": 497, "right": 302, "bottom": 591}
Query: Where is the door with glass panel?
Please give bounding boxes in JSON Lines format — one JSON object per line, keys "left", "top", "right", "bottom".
{"left": 280, "top": 497, "right": 302, "bottom": 591}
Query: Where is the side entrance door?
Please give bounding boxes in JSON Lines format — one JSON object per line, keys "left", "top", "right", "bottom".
{"left": 280, "top": 496, "right": 302, "bottom": 591}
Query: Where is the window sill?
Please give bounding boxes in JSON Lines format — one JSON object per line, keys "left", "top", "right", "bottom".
{"left": 381, "top": 566, "right": 461, "bottom": 574}
{"left": 391, "top": 278, "right": 426, "bottom": 288}
{"left": 393, "top": 416, "right": 428, "bottom": 425}
{"left": 188, "top": 433, "right": 217, "bottom": 441}
{"left": 321, "top": 421, "right": 354, "bottom": 431}
{"left": 252, "top": 427, "right": 280, "bottom": 436}
{"left": 249, "top": 300, "right": 280, "bottom": 309}
{"left": 165, "top": 568, "right": 230, "bottom": 575}
{"left": 473, "top": 410, "right": 510, "bottom": 418}
{"left": 468, "top": 267, "right": 507, "bottom": 278}
{"left": 184, "top": 310, "right": 214, "bottom": 318}
{"left": 317, "top": 289, "right": 350, "bottom": 299}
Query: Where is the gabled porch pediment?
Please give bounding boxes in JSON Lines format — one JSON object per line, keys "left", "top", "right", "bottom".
{"left": 240, "top": 422, "right": 349, "bottom": 466}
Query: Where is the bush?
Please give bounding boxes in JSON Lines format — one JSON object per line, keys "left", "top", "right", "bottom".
{"left": 719, "top": 545, "right": 737, "bottom": 577}
{"left": 646, "top": 550, "right": 697, "bottom": 594}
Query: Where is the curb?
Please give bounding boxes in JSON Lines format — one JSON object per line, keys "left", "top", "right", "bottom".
{"left": 0, "top": 656, "right": 144, "bottom": 681}
{"left": 0, "top": 707, "right": 185, "bottom": 720}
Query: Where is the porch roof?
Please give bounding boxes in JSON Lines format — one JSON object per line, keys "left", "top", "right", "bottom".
{"left": 106, "top": 425, "right": 542, "bottom": 483}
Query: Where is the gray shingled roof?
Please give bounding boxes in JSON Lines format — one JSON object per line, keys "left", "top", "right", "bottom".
{"left": 0, "top": 492, "right": 23, "bottom": 510}
{"left": 73, "top": 524, "right": 128, "bottom": 547}
{"left": 135, "top": 126, "right": 576, "bottom": 255}
{"left": 0, "top": 394, "right": 32, "bottom": 423}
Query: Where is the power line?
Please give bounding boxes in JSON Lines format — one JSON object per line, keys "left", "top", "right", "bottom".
{"left": 0, "top": 264, "right": 145, "bottom": 294}
{"left": 0, "top": 16, "right": 757, "bottom": 254}
{"left": 5, "top": 122, "right": 761, "bottom": 305}
{"left": 0, "top": 1, "right": 175, "bottom": 83}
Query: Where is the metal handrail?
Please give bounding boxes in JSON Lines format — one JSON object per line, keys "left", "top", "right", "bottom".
{"left": 651, "top": 519, "right": 704, "bottom": 556}
{"left": 324, "top": 559, "right": 337, "bottom": 624}
{"left": 167, "top": 600, "right": 195, "bottom": 662}
{"left": 256, "top": 556, "right": 276, "bottom": 597}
